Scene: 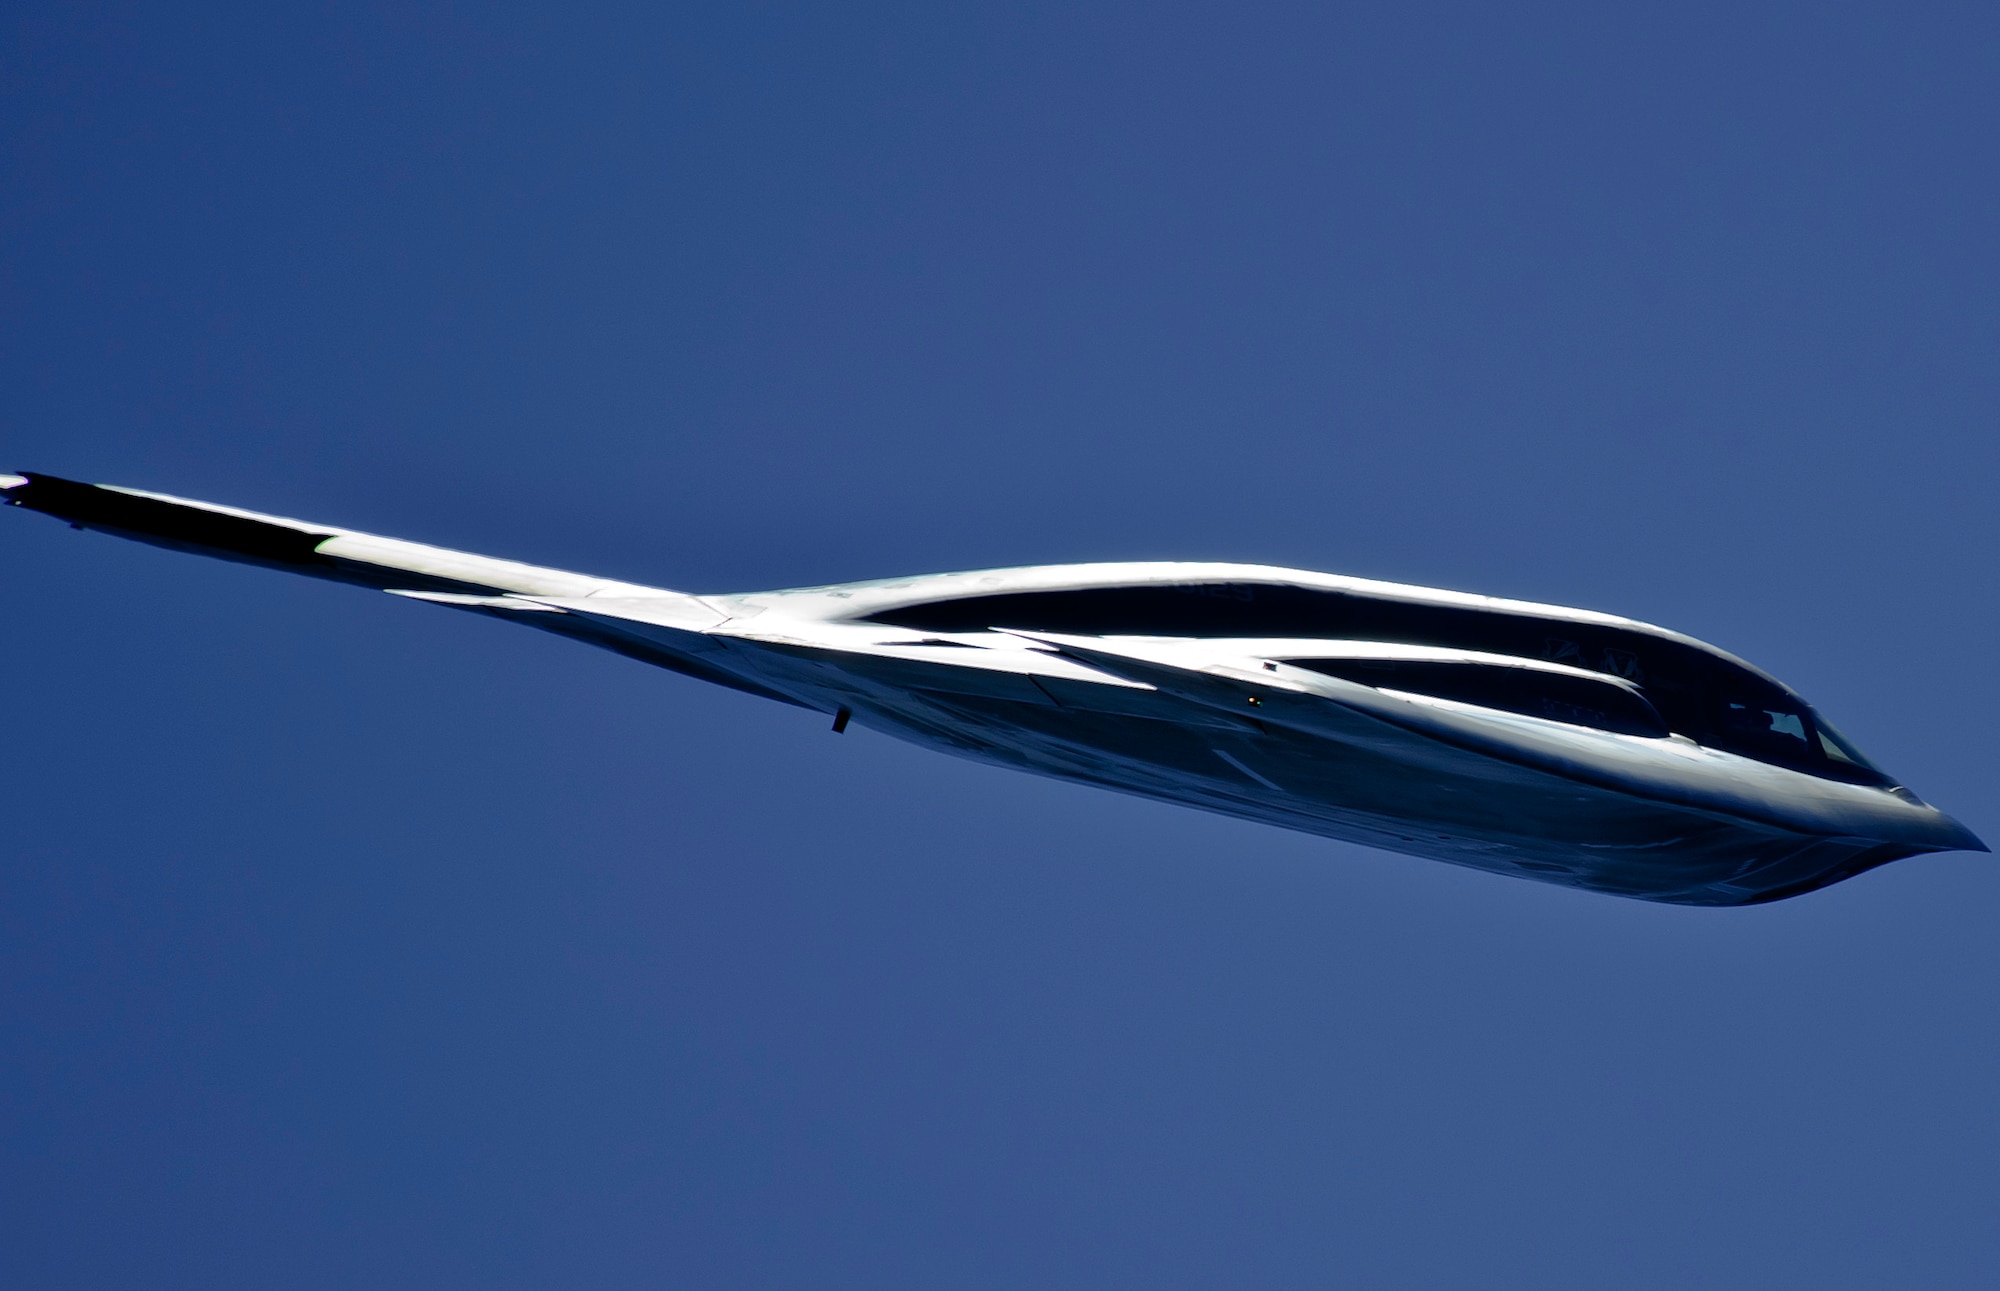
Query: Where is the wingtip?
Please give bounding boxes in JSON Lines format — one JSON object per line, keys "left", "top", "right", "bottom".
{"left": 0, "top": 472, "right": 28, "bottom": 492}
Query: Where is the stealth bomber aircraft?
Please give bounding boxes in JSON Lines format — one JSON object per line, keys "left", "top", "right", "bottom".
{"left": 4, "top": 471, "right": 1982, "bottom": 905}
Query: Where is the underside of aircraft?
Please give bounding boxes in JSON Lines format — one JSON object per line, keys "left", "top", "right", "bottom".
{"left": 4, "top": 471, "right": 1984, "bottom": 906}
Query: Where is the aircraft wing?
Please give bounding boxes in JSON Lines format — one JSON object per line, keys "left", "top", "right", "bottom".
{"left": 0, "top": 471, "right": 815, "bottom": 709}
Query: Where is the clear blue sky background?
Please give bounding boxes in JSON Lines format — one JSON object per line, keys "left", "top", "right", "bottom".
{"left": 3, "top": 4, "right": 1996, "bottom": 1286}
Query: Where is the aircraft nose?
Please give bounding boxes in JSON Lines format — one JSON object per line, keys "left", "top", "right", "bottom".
{"left": 1887, "top": 788, "right": 1987, "bottom": 853}
{"left": 1934, "top": 811, "right": 1989, "bottom": 854}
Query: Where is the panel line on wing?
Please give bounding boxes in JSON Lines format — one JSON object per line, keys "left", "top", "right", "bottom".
{"left": 1212, "top": 748, "right": 1284, "bottom": 792}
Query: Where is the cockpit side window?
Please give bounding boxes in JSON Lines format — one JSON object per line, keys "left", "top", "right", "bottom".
{"left": 1712, "top": 696, "right": 1891, "bottom": 785}
{"left": 1722, "top": 700, "right": 1809, "bottom": 747}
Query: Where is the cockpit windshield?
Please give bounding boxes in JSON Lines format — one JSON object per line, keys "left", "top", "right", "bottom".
{"left": 1810, "top": 714, "right": 1890, "bottom": 778}
{"left": 1713, "top": 696, "right": 1891, "bottom": 785}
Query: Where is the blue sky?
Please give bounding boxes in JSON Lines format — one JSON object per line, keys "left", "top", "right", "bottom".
{"left": 4, "top": 5, "right": 1997, "bottom": 1286}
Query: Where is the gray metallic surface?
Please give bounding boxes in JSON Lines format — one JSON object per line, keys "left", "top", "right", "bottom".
{"left": 6, "top": 472, "right": 1983, "bottom": 905}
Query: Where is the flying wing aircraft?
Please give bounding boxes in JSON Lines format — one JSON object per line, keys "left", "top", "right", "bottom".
{"left": 4, "top": 471, "right": 1983, "bottom": 905}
